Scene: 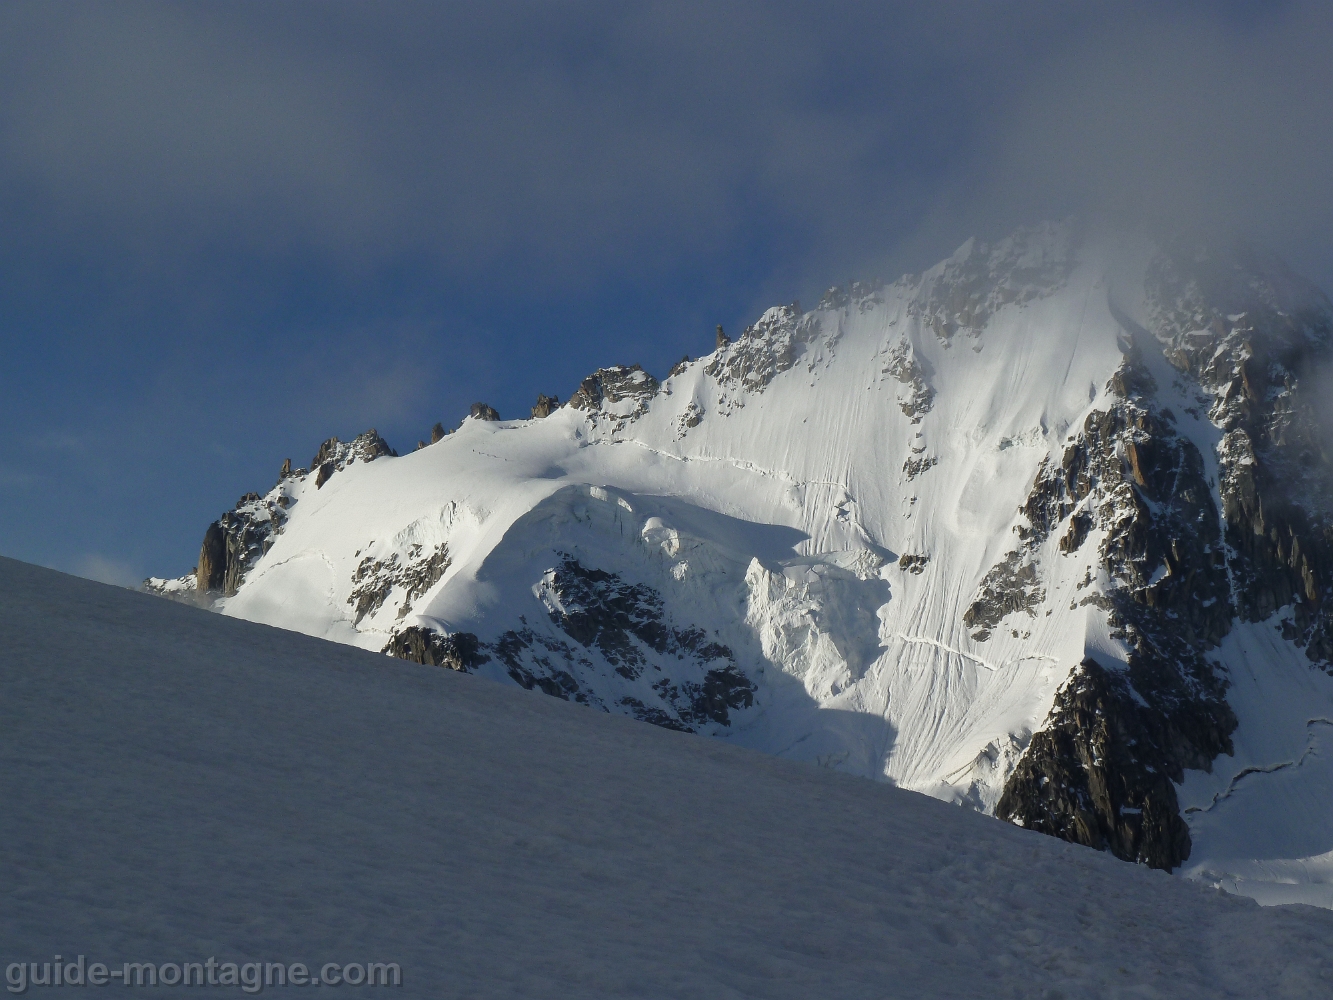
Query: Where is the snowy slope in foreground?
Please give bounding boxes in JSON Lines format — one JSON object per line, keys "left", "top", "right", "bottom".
{"left": 6, "top": 557, "right": 1333, "bottom": 998}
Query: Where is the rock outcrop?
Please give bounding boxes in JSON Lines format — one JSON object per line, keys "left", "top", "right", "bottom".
{"left": 348, "top": 543, "right": 452, "bottom": 624}
{"left": 194, "top": 490, "right": 291, "bottom": 597}
{"left": 998, "top": 658, "right": 1198, "bottom": 870}
{"left": 470, "top": 403, "right": 501, "bottom": 422}
{"left": 1145, "top": 244, "right": 1333, "bottom": 666}
{"left": 384, "top": 627, "right": 487, "bottom": 672}
{"left": 382, "top": 554, "right": 757, "bottom": 733}
{"left": 704, "top": 304, "right": 813, "bottom": 400}
{"left": 897, "top": 553, "right": 929, "bottom": 575}
{"left": 995, "top": 338, "right": 1238, "bottom": 868}
{"left": 197, "top": 522, "right": 226, "bottom": 593}
{"left": 910, "top": 223, "right": 1077, "bottom": 345}
{"left": 312, "top": 429, "right": 397, "bottom": 490}
{"left": 993, "top": 243, "right": 1333, "bottom": 870}
{"left": 181, "top": 429, "right": 396, "bottom": 599}
{"left": 882, "top": 339, "right": 935, "bottom": 422}
{"left": 567, "top": 365, "right": 660, "bottom": 432}
{"left": 531, "top": 394, "right": 559, "bottom": 418}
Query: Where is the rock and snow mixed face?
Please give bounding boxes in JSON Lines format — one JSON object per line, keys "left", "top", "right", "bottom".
{"left": 149, "top": 222, "right": 1333, "bottom": 906}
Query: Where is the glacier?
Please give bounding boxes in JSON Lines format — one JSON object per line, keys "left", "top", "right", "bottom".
{"left": 147, "top": 222, "right": 1333, "bottom": 908}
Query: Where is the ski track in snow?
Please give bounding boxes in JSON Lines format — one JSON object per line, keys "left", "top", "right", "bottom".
{"left": 6, "top": 558, "right": 1333, "bottom": 999}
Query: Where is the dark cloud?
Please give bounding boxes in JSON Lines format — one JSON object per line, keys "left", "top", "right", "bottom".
{"left": 0, "top": 4, "right": 1082, "bottom": 283}
{"left": 0, "top": 1, "right": 1329, "bottom": 579}
{"left": 944, "top": 3, "right": 1333, "bottom": 287}
{"left": 4, "top": 3, "right": 1328, "bottom": 289}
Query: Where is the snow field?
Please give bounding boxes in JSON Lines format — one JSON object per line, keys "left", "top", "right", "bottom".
{"left": 5, "top": 557, "right": 1333, "bottom": 998}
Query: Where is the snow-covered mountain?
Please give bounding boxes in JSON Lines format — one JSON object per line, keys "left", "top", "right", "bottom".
{"left": 148, "top": 221, "right": 1333, "bottom": 907}
{"left": 13, "top": 556, "right": 1333, "bottom": 997}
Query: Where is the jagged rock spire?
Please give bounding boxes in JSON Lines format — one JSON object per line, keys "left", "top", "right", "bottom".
{"left": 197, "top": 523, "right": 225, "bottom": 593}
{"left": 470, "top": 403, "right": 500, "bottom": 421}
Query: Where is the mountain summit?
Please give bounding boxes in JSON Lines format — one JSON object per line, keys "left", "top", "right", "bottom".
{"left": 148, "top": 222, "right": 1333, "bottom": 906}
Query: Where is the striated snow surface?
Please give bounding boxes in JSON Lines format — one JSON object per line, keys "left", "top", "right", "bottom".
{"left": 158, "top": 223, "right": 1333, "bottom": 908}
{"left": 224, "top": 226, "right": 1121, "bottom": 794}
{"left": 7, "top": 556, "right": 1333, "bottom": 999}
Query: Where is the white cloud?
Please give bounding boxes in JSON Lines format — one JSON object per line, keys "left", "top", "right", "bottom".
{"left": 73, "top": 553, "right": 141, "bottom": 588}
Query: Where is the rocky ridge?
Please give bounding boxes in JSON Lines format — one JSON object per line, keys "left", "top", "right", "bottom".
{"left": 910, "top": 222, "right": 1077, "bottom": 346}
{"left": 993, "top": 327, "right": 1236, "bottom": 868}
{"left": 146, "top": 428, "right": 396, "bottom": 601}
{"left": 984, "top": 244, "right": 1333, "bottom": 869}
{"left": 1146, "top": 246, "right": 1333, "bottom": 664}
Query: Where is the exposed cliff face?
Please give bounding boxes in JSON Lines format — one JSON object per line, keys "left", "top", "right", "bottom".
{"left": 469, "top": 403, "right": 501, "bottom": 422}
{"left": 384, "top": 626, "right": 486, "bottom": 672}
{"left": 703, "top": 303, "right": 810, "bottom": 399}
{"left": 998, "top": 659, "right": 1196, "bottom": 869}
{"left": 1146, "top": 246, "right": 1333, "bottom": 665}
{"left": 993, "top": 244, "right": 1333, "bottom": 870}
{"left": 190, "top": 429, "right": 395, "bottom": 594}
{"left": 197, "top": 522, "right": 225, "bottom": 592}
{"left": 530, "top": 394, "right": 560, "bottom": 418}
{"left": 193, "top": 489, "right": 291, "bottom": 597}
{"left": 145, "top": 430, "right": 395, "bottom": 602}
{"left": 908, "top": 222, "right": 1076, "bottom": 345}
{"left": 992, "top": 336, "right": 1236, "bottom": 868}
{"left": 349, "top": 543, "right": 452, "bottom": 624}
